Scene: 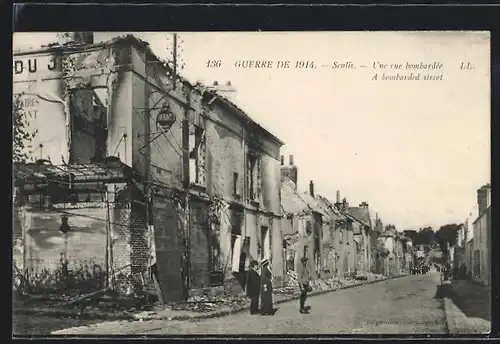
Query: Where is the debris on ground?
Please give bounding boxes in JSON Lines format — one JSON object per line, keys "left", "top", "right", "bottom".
{"left": 274, "top": 271, "right": 385, "bottom": 295}
{"left": 15, "top": 272, "right": 392, "bottom": 321}
{"left": 164, "top": 294, "right": 251, "bottom": 313}
{"left": 14, "top": 291, "right": 155, "bottom": 317}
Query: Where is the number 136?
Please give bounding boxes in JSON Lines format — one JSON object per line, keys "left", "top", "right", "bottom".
{"left": 206, "top": 60, "right": 222, "bottom": 68}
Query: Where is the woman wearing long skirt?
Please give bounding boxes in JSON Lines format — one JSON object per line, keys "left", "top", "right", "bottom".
{"left": 259, "top": 259, "right": 274, "bottom": 315}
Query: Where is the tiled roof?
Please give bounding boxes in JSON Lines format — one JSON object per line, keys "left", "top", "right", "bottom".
{"left": 349, "top": 206, "right": 371, "bottom": 227}
{"left": 280, "top": 180, "right": 345, "bottom": 223}
{"left": 299, "top": 192, "right": 327, "bottom": 216}
{"left": 313, "top": 196, "right": 339, "bottom": 222}
{"left": 317, "top": 196, "right": 348, "bottom": 221}
{"left": 280, "top": 178, "right": 309, "bottom": 215}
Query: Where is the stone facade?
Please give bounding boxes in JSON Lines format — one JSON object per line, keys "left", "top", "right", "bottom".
{"left": 13, "top": 34, "right": 284, "bottom": 299}
{"left": 349, "top": 204, "right": 372, "bottom": 275}
{"left": 472, "top": 204, "right": 491, "bottom": 286}
{"left": 281, "top": 178, "right": 321, "bottom": 280}
{"left": 280, "top": 174, "right": 358, "bottom": 280}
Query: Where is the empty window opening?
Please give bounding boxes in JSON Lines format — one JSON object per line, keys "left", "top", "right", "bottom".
{"left": 69, "top": 88, "right": 108, "bottom": 164}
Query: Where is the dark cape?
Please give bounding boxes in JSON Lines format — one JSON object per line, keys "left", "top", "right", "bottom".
{"left": 246, "top": 269, "right": 261, "bottom": 298}
{"left": 260, "top": 266, "right": 274, "bottom": 315}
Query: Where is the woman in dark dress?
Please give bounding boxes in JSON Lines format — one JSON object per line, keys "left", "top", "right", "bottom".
{"left": 246, "top": 260, "right": 261, "bottom": 315}
{"left": 259, "top": 259, "right": 274, "bottom": 315}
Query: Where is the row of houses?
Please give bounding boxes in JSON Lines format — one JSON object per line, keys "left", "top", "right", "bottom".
{"left": 454, "top": 183, "right": 491, "bottom": 286}
{"left": 279, "top": 160, "right": 415, "bottom": 281}
{"left": 12, "top": 32, "right": 412, "bottom": 303}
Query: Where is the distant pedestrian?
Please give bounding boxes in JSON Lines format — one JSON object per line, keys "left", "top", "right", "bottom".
{"left": 259, "top": 259, "right": 274, "bottom": 315}
{"left": 246, "top": 260, "right": 261, "bottom": 315}
{"left": 297, "top": 256, "right": 312, "bottom": 314}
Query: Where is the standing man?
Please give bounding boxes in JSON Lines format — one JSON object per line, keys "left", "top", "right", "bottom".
{"left": 259, "top": 258, "right": 274, "bottom": 315}
{"left": 298, "top": 256, "right": 311, "bottom": 314}
{"left": 246, "top": 260, "right": 261, "bottom": 315}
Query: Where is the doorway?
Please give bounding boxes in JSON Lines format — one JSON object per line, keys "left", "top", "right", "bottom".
{"left": 189, "top": 201, "right": 211, "bottom": 290}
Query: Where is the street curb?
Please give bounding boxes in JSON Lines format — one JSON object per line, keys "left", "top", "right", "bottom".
{"left": 443, "top": 297, "right": 458, "bottom": 335}
{"left": 136, "top": 274, "right": 409, "bottom": 322}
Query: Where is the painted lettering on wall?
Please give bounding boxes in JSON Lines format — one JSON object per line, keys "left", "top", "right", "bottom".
{"left": 13, "top": 56, "right": 61, "bottom": 75}
{"left": 18, "top": 96, "right": 40, "bottom": 119}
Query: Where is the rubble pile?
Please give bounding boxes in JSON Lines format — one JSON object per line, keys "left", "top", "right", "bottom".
{"left": 274, "top": 271, "right": 301, "bottom": 295}
{"left": 167, "top": 294, "right": 250, "bottom": 313}
{"left": 355, "top": 272, "right": 387, "bottom": 281}
{"left": 366, "top": 273, "right": 386, "bottom": 281}
{"left": 310, "top": 276, "right": 361, "bottom": 291}
{"left": 275, "top": 271, "right": 366, "bottom": 294}
{"left": 273, "top": 286, "right": 298, "bottom": 295}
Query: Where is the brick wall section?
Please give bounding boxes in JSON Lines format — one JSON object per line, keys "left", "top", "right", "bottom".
{"left": 111, "top": 206, "right": 132, "bottom": 289}
{"left": 130, "top": 204, "right": 149, "bottom": 276}
{"left": 110, "top": 203, "right": 151, "bottom": 293}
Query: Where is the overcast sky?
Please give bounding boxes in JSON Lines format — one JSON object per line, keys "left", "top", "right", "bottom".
{"left": 13, "top": 31, "right": 490, "bottom": 230}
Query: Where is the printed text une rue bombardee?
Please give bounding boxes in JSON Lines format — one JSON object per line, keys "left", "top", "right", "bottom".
{"left": 372, "top": 61, "right": 444, "bottom": 81}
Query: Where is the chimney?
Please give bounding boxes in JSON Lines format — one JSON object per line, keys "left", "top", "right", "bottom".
{"left": 477, "top": 184, "right": 491, "bottom": 216}
{"left": 280, "top": 154, "right": 298, "bottom": 189}
{"left": 57, "top": 32, "right": 94, "bottom": 45}
{"left": 213, "top": 81, "right": 219, "bottom": 86}
{"left": 342, "top": 197, "right": 349, "bottom": 211}
{"left": 360, "top": 202, "right": 369, "bottom": 208}
{"left": 334, "top": 190, "right": 343, "bottom": 210}
{"left": 309, "top": 180, "right": 314, "bottom": 197}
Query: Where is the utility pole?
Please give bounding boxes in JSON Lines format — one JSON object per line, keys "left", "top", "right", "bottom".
{"left": 143, "top": 53, "right": 152, "bottom": 296}
{"left": 105, "top": 196, "right": 114, "bottom": 289}
{"left": 181, "top": 83, "right": 191, "bottom": 299}
{"left": 167, "top": 31, "right": 191, "bottom": 299}
{"left": 173, "top": 33, "right": 177, "bottom": 91}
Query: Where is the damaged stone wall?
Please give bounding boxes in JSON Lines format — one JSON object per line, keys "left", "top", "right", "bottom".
{"left": 129, "top": 44, "right": 184, "bottom": 185}
{"left": 283, "top": 214, "right": 318, "bottom": 280}
{"left": 15, "top": 206, "right": 108, "bottom": 276}
{"left": 151, "top": 189, "right": 184, "bottom": 301}
{"left": 13, "top": 55, "right": 68, "bottom": 164}
{"left": 204, "top": 104, "right": 245, "bottom": 199}
{"left": 347, "top": 225, "right": 356, "bottom": 276}
{"left": 12, "top": 180, "right": 154, "bottom": 295}
{"left": 13, "top": 45, "right": 133, "bottom": 165}
{"left": 270, "top": 214, "right": 284, "bottom": 285}
{"left": 189, "top": 199, "right": 212, "bottom": 290}
{"left": 202, "top": 98, "right": 284, "bottom": 290}
{"left": 370, "top": 230, "right": 381, "bottom": 273}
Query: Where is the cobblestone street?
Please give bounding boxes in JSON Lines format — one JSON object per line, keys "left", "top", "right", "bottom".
{"left": 53, "top": 273, "right": 447, "bottom": 335}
